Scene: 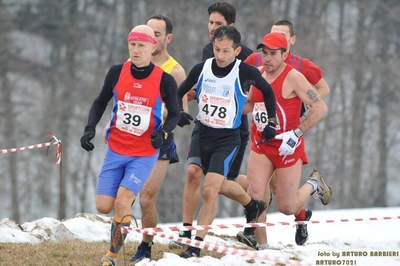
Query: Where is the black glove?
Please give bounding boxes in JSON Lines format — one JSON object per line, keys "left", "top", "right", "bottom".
{"left": 178, "top": 111, "right": 193, "bottom": 127}
{"left": 262, "top": 122, "right": 277, "bottom": 140}
{"left": 80, "top": 125, "right": 96, "bottom": 151}
{"left": 151, "top": 130, "right": 165, "bottom": 149}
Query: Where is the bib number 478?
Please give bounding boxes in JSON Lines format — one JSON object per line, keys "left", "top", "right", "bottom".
{"left": 202, "top": 104, "right": 227, "bottom": 118}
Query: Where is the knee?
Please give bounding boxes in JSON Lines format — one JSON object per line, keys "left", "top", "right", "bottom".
{"left": 186, "top": 164, "right": 202, "bottom": 184}
{"left": 236, "top": 175, "right": 248, "bottom": 191}
{"left": 139, "top": 191, "right": 156, "bottom": 211}
{"left": 202, "top": 186, "right": 218, "bottom": 202}
{"left": 277, "top": 204, "right": 296, "bottom": 215}
{"left": 113, "top": 197, "right": 130, "bottom": 212}
{"left": 96, "top": 202, "right": 112, "bottom": 214}
{"left": 247, "top": 185, "right": 264, "bottom": 200}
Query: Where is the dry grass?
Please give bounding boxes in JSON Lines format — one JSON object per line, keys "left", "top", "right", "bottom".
{"left": 0, "top": 240, "right": 225, "bottom": 266}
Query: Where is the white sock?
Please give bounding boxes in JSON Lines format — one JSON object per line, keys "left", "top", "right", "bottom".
{"left": 257, "top": 243, "right": 269, "bottom": 250}
{"left": 307, "top": 179, "right": 318, "bottom": 194}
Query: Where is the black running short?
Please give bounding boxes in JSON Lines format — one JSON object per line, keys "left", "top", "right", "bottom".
{"left": 198, "top": 123, "right": 240, "bottom": 176}
{"left": 187, "top": 116, "right": 249, "bottom": 179}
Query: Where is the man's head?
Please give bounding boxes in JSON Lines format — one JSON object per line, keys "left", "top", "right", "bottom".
{"left": 271, "top": 19, "right": 296, "bottom": 51}
{"left": 127, "top": 25, "right": 157, "bottom": 67}
{"left": 257, "top": 32, "right": 288, "bottom": 73}
{"left": 207, "top": 1, "right": 236, "bottom": 41}
{"left": 212, "top": 25, "right": 241, "bottom": 68}
{"left": 147, "top": 14, "right": 174, "bottom": 56}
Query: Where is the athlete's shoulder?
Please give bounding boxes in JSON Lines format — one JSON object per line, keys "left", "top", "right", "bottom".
{"left": 109, "top": 63, "right": 124, "bottom": 72}
{"left": 286, "top": 64, "right": 309, "bottom": 83}
{"left": 192, "top": 61, "right": 207, "bottom": 72}
{"left": 105, "top": 64, "right": 124, "bottom": 79}
{"left": 202, "top": 43, "right": 214, "bottom": 61}
{"left": 244, "top": 52, "right": 260, "bottom": 65}
{"left": 289, "top": 53, "right": 321, "bottom": 68}
{"left": 237, "top": 42, "right": 253, "bottom": 60}
{"left": 160, "top": 71, "right": 178, "bottom": 93}
{"left": 300, "top": 56, "right": 321, "bottom": 69}
{"left": 239, "top": 60, "right": 259, "bottom": 73}
{"left": 169, "top": 62, "right": 186, "bottom": 86}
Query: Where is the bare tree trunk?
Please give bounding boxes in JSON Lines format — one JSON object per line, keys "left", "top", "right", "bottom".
{"left": 0, "top": 0, "right": 19, "bottom": 222}
{"left": 371, "top": 0, "right": 396, "bottom": 206}
{"left": 3, "top": 76, "right": 20, "bottom": 223}
{"left": 348, "top": 1, "right": 371, "bottom": 208}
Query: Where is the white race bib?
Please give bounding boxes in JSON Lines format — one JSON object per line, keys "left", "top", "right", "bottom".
{"left": 252, "top": 102, "right": 280, "bottom": 131}
{"left": 115, "top": 100, "right": 151, "bottom": 136}
{"left": 198, "top": 93, "right": 231, "bottom": 128}
{"left": 252, "top": 102, "right": 268, "bottom": 132}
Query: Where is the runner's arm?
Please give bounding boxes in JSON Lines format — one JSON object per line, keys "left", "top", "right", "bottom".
{"left": 86, "top": 65, "right": 121, "bottom": 127}
{"left": 160, "top": 73, "right": 180, "bottom": 134}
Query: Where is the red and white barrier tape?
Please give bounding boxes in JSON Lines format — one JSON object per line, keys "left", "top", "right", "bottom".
{"left": 122, "top": 215, "right": 400, "bottom": 265}
{"left": 135, "top": 230, "right": 312, "bottom": 266}
{"left": 0, "top": 130, "right": 62, "bottom": 165}
{"left": 123, "top": 215, "right": 400, "bottom": 234}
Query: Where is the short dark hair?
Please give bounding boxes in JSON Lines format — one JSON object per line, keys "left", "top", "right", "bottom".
{"left": 273, "top": 19, "right": 295, "bottom": 36}
{"left": 208, "top": 1, "right": 236, "bottom": 25}
{"left": 148, "top": 14, "right": 173, "bottom": 34}
{"left": 213, "top": 25, "right": 241, "bottom": 49}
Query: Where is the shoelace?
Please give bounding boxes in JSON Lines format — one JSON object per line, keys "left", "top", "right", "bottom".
{"left": 313, "top": 186, "right": 326, "bottom": 200}
{"left": 300, "top": 224, "right": 308, "bottom": 237}
{"left": 295, "top": 224, "right": 308, "bottom": 237}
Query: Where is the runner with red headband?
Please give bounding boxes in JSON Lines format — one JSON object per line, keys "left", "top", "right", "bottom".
{"left": 127, "top": 31, "right": 158, "bottom": 44}
{"left": 80, "top": 24, "right": 180, "bottom": 266}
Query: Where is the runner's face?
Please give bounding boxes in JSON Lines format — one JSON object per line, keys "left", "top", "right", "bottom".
{"left": 213, "top": 38, "right": 239, "bottom": 68}
{"left": 271, "top": 25, "right": 294, "bottom": 51}
{"left": 261, "top": 47, "right": 284, "bottom": 73}
{"left": 147, "top": 19, "right": 169, "bottom": 56}
{"left": 208, "top": 12, "right": 227, "bottom": 40}
{"left": 128, "top": 41, "right": 155, "bottom": 67}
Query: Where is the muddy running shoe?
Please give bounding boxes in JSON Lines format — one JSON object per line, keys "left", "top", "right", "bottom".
{"left": 168, "top": 230, "right": 190, "bottom": 249}
{"left": 245, "top": 200, "right": 267, "bottom": 222}
{"left": 307, "top": 169, "right": 332, "bottom": 205}
{"left": 244, "top": 199, "right": 267, "bottom": 233}
{"left": 180, "top": 246, "right": 201, "bottom": 258}
{"left": 236, "top": 229, "right": 257, "bottom": 249}
{"left": 168, "top": 240, "right": 186, "bottom": 249}
{"left": 236, "top": 194, "right": 272, "bottom": 248}
{"left": 130, "top": 245, "right": 151, "bottom": 264}
{"left": 101, "top": 256, "right": 116, "bottom": 266}
{"left": 295, "top": 209, "right": 312, "bottom": 245}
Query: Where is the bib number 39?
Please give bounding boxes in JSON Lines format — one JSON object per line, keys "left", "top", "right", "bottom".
{"left": 116, "top": 101, "right": 151, "bottom": 136}
{"left": 123, "top": 113, "right": 141, "bottom": 126}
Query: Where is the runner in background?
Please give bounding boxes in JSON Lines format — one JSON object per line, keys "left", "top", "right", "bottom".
{"left": 236, "top": 20, "right": 331, "bottom": 249}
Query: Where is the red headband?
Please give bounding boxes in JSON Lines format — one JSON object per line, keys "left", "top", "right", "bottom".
{"left": 127, "top": 32, "right": 158, "bottom": 44}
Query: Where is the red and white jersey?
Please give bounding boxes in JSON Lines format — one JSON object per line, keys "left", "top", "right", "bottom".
{"left": 251, "top": 64, "right": 302, "bottom": 146}
{"left": 108, "top": 62, "right": 165, "bottom": 156}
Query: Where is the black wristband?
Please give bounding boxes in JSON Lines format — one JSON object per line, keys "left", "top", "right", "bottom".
{"left": 294, "top": 128, "right": 303, "bottom": 138}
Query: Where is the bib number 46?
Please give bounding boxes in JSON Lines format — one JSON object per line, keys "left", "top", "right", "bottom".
{"left": 254, "top": 112, "right": 267, "bottom": 124}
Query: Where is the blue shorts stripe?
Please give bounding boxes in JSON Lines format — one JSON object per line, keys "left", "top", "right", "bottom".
{"left": 223, "top": 145, "right": 238, "bottom": 177}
